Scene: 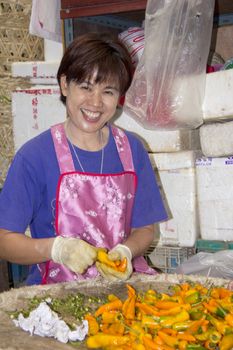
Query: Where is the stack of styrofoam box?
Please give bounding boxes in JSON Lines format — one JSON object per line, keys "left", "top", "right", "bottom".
{"left": 200, "top": 69, "right": 233, "bottom": 157}
{"left": 115, "top": 68, "right": 233, "bottom": 246}
{"left": 12, "top": 39, "right": 66, "bottom": 151}
{"left": 196, "top": 68, "right": 233, "bottom": 241}
{"left": 114, "top": 109, "right": 201, "bottom": 247}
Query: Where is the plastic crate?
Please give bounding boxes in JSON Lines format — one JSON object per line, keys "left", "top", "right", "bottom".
{"left": 145, "top": 245, "right": 196, "bottom": 273}
{"left": 195, "top": 239, "right": 233, "bottom": 253}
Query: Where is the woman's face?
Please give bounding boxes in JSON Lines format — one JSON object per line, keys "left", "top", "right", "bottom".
{"left": 60, "top": 71, "right": 120, "bottom": 136}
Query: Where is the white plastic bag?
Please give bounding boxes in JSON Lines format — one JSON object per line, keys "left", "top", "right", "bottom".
{"left": 175, "top": 250, "right": 233, "bottom": 279}
{"left": 124, "top": 0, "right": 215, "bottom": 130}
{"left": 29, "top": 0, "right": 62, "bottom": 42}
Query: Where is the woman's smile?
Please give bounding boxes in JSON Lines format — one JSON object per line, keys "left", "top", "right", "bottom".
{"left": 80, "top": 108, "right": 102, "bottom": 123}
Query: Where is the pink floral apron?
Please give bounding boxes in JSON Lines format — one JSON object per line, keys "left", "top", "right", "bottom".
{"left": 41, "top": 123, "right": 155, "bottom": 283}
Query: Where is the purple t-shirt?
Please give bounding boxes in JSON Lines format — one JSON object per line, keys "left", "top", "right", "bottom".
{"left": 0, "top": 125, "right": 167, "bottom": 284}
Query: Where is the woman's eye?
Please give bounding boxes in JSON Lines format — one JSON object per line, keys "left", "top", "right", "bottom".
{"left": 105, "top": 90, "right": 114, "bottom": 95}
{"left": 79, "top": 83, "right": 91, "bottom": 91}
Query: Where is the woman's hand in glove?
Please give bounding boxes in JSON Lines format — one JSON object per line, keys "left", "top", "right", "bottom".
{"left": 96, "top": 244, "right": 133, "bottom": 281}
{"left": 51, "top": 236, "right": 97, "bottom": 274}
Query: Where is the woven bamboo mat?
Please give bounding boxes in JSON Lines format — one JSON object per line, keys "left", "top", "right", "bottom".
{"left": 0, "top": 0, "right": 43, "bottom": 186}
{"left": 0, "top": 0, "right": 44, "bottom": 76}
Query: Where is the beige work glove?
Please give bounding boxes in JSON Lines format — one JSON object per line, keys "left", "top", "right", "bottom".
{"left": 51, "top": 236, "right": 97, "bottom": 274}
{"left": 96, "top": 244, "right": 133, "bottom": 281}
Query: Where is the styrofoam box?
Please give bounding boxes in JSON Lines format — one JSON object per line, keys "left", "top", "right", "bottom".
{"left": 12, "top": 61, "right": 60, "bottom": 79}
{"left": 44, "top": 39, "right": 63, "bottom": 62}
{"left": 12, "top": 86, "right": 66, "bottom": 152}
{"left": 200, "top": 120, "right": 233, "bottom": 157}
{"left": 113, "top": 109, "right": 200, "bottom": 153}
{"left": 149, "top": 151, "right": 201, "bottom": 247}
{"left": 202, "top": 69, "right": 233, "bottom": 122}
{"left": 196, "top": 156, "right": 233, "bottom": 241}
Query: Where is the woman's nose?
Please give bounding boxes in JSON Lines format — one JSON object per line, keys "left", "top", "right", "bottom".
{"left": 90, "top": 89, "right": 103, "bottom": 107}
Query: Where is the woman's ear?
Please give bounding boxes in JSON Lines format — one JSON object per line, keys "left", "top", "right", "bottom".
{"left": 60, "top": 75, "right": 68, "bottom": 96}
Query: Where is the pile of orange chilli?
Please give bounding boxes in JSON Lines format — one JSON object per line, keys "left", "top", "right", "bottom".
{"left": 84, "top": 282, "right": 233, "bottom": 350}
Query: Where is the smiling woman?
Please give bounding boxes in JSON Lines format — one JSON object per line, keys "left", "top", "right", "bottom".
{"left": 57, "top": 33, "right": 133, "bottom": 104}
{"left": 0, "top": 32, "right": 168, "bottom": 286}
{"left": 57, "top": 33, "right": 133, "bottom": 151}
{"left": 61, "top": 75, "right": 120, "bottom": 150}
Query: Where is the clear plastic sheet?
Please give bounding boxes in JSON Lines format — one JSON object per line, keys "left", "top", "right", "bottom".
{"left": 175, "top": 250, "right": 233, "bottom": 279}
{"left": 124, "top": 0, "right": 215, "bottom": 130}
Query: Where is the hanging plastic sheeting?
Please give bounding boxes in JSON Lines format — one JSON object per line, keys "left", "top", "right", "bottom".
{"left": 123, "top": 0, "right": 215, "bottom": 130}
{"left": 29, "top": 0, "right": 62, "bottom": 43}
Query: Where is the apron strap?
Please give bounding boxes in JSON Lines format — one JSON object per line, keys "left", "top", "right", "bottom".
{"left": 51, "top": 123, "right": 134, "bottom": 173}
{"left": 111, "top": 125, "right": 135, "bottom": 171}
{"left": 51, "top": 123, "right": 75, "bottom": 173}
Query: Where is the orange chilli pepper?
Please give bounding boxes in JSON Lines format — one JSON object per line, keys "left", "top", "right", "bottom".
{"left": 117, "top": 257, "right": 127, "bottom": 272}
{"left": 135, "top": 302, "right": 159, "bottom": 317}
{"left": 122, "top": 294, "right": 136, "bottom": 320}
{"left": 107, "top": 323, "right": 125, "bottom": 335}
{"left": 177, "top": 332, "right": 196, "bottom": 342}
{"left": 157, "top": 306, "right": 186, "bottom": 316}
{"left": 121, "top": 284, "right": 136, "bottom": 320}
{"left": 97, "top": 249, "right": 127, "bottom": 272}
{"left": 86, "top": 333, "right": 130, "bottom": 348}
{"left": 160, "top": 328, "right": 177, "bottom": 337}
{"left": 126, "top": 284, "right": 136, "bottom": 297}
{"left": 158, "top": 330, "right": 179, "bottom": 348}
{"left": 225, "top": 312, "right": 233, "bottom": 326}
{"left": 143, "top": 335, "right": 161, "bottom": 350}
{"left": 95, "top": 299, "right": 123, "bottom": 317}
{"left": 218, "top": 288, "right": 232, "bottom": 299}
{"left": 178, "top": 340, "right": 188, "bottom": 350}
{"left": 85, "top": 314, "right": 99, "bottom": 335}
{"left": 99, "top": 323, "right": 110, "bottom": 333}
{"left": 141, "top": 315, "right": 159, "bottom": 329}
{"left": 101, "top": 310, "right": 122, "bottom": 324}
{"left": 97, "top": 249, "right": 118, "bottom": 268}
{"left": 155, "top": 300, "right": 180, "bottom": 310}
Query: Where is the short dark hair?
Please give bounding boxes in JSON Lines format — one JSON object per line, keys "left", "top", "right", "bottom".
{"left": 57, "top": 32, "right": 134, "bottom": 104}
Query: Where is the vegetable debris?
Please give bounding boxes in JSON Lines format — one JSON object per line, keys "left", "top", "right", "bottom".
{"left": 11, "top": 292, "right": 106, "bottom": 344}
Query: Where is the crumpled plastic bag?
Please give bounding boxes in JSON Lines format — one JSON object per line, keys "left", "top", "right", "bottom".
{"left": 124, "top": 0, "right": 215, "bottom": 130}
{"left": 175, "top": 250, "right": 233, "bottom": 279}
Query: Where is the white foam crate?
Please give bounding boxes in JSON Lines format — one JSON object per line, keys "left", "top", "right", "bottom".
{"left": 200, "top": 120, "right": 233, "bottom": 157}
{"left": 150, "top": 151, "right": 201, "bottom": 247}
{"left": 114, "top": 109, "right": 200, "bottom": 153}
{"left": 12, "top": 86, "right": 65, "bottom": 152}
{"left": 12, "top": 61, "right": 60, "bottom": 79}
{"left": 196, "top": 156, "right": 233, "bottom": 241}
{"left": 203, "top": 69, "right": 233, "bottom": 122}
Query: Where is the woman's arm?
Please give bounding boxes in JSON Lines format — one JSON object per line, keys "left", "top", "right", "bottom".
{"left": 0, "top": 229, "right": 54, "bottom": 264}
{"left": 123, "top": 224, "right": 159, "bottom": 258}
